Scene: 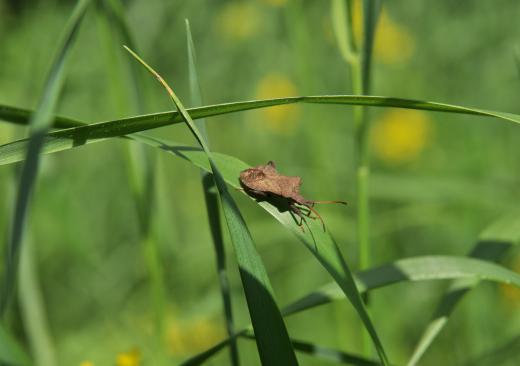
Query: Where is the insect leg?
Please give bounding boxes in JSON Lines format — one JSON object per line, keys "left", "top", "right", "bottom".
{"left": 289, "top": 208, "right": 305, "bottom": 232}
{"left": 305, "top": 205, "right": 326, "bottom": 231}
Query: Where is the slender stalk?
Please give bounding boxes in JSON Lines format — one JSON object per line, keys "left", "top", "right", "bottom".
{"left": 332, "top": 0, "right": 380, "bottom": 356}
{"left": 18, "top": 237, "right": 57, "bottom": 366}
{"left": 96, "top": 0, "right": 166, "bottom": 344}
{"left": 186, "top": 20, "right": 239, "bottom": 366}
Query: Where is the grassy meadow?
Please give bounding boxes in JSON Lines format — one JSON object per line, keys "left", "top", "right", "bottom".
{"left": 1, "top": 1, "right": 520, "bottom": 365}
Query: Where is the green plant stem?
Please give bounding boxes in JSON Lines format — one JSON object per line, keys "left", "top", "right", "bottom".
{"left": 333, "top": 0, "right": 380, "bottom": 356}
{"left": 18, "top": 237, "right": 57, "bottom": 366}
{"left": 185, "top": 19, "right": 239, "bottom": 366}
{"left": 96, "top": 0, "right": 165, "bottom": 345}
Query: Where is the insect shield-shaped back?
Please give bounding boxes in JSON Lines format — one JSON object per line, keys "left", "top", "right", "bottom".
{"left": 239, "top": 161, "right": 347, "bottom": 232}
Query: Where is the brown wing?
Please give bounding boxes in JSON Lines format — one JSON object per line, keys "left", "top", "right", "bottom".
{"left": 240, "top": 161, "right": 307, "bottom": 202}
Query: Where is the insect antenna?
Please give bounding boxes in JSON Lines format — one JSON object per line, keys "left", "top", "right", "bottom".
{"left": 309, "top": 200, "right": 348, "bottom": 206}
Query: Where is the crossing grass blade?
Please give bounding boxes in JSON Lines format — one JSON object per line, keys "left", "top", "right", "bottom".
{"left": 406, "top": 214, "right": 520, "bottom": 366}
{"left": 95, "top": 0, "right": 166, "bottom": 345}
{"left": 0, "top": 0, "right": 92, "bottom": 316}
{"left": 282, "top": 254, "right": 520, "bottom": 316}
{"left": 119, "top": 133, "right": 389, "bottom": 365}
{"left": 2, "top": 94, "right": 520, "bottom": 167}
{"left": 123, "top": 47, "right": 299, "bottom": 366}
{"left": 186, "top": 19, "right": 239, "bottom": 366}
{"left": 0, "top": 323, "right": 32, "bottom": 366}
{"left": 240, "top": 333, "right": 384, "bottom": 366}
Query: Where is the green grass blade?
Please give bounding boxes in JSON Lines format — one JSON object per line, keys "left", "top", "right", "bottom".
{"left": 241, "top": 333, "right": 383, "bottom": 366}
{"left": 186, "top": 19, "right": 239, "bottom": 366}
{"left": 177, "top": 250, "right": 520, "bottom": 365}
{"left": 2, "top": 94, "right": 520, "bottom": 167}
{"left": 124, "top": 47, "right": 298, "bottom": 366}
{"left": 331, "top": 0, "right": 358, "bottom": 64}
{"left": 0, "top": 323, "right": 32, "bottom": 366}
{"left": 179, "top": 330, "right": 247, "bottom": 366}
{"left": 0, "top": 0, "right": 91, "bottom": 316}
{"left": 18, "top": 238, "right": 56, "bottom": 366}
{"left": 109, "top": 136, "right": 520, "bottom": 366}
{"left": 283, "top": 254, "right": 520, "bottom": 316}
{"left": 406, "top": 214, "right": 520, "bottom": 366}
{"left": 360, "top": 0, "right": 380, "bottom": 93}
{"left": 96, "top": 0, "right": 165, "bottom": 346}
{"left": 125, "top": 133, "right": 389, "bottom": 364}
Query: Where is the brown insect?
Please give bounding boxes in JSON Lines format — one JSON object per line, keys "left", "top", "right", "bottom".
{"left": 239, "top": 161, "right": 347, "bottom": 231}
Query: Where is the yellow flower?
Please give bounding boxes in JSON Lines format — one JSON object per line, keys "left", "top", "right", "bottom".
{"left": 215, "top": 3, "right": 261, "bottom": 42}
{"left": 371, "top": 109, "right": 433, "bottom": 165}
{"left": 116, "top": 348, "right": 140, "bottom": 366}
{"left": 351, "top": 1, "right": 414, "bottom": 64}
{"left": 167, "top": 317, "right": 224, "bottom": 355}
{"left": 500, "top": 255, "right": 520, "bottom": 306}
{"left": 254, "top": 73, "right": 300, "bottom": 134}
{"left": 79, "top": 362, "right": 94, "bottom": 366}
{"left": 261, "top": 0, "right": 287, "bottom": 7}
{"left": 374, "top": 11, "right": 415, "bottom": 64}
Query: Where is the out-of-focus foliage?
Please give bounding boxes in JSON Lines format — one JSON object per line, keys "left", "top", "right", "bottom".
{"left": 1, "top": 1, "right": 520, "bottom": 365}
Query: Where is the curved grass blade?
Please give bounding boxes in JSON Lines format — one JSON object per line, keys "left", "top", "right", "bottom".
{"left": 96, "top": 0, "right": 166, "bottom": 344}
{"left": 124, "top": 47, "right": 298, "bottom": 366}
{"left": 0, "top": 0, "right": 92, "bottom": 316}
{"left": 179, "top": 330, "right": 247, "bottom": 366}
{"left": 186, "top": 19, "right": 239, "bottom": 366}
{"left": 283, "top": 254, "right": 520, "bottom": 316}
{"left": 2, "top": 94, "right": 520, "bottom": 167}
{"left": 108, "top": 136, "right": 520, "bottom": 365}
{"left": 406, "top": 214, "right": 520, "bottom": 366}
{"left": 240, "top": 333, "right": 383, "bottom": 366}
{"left": 129, "top": 134, "right": 389, "bottom": 364}
{"left": 0, "top": 323, "right": 32, "bottom": 366}
{"left": 171, "top": 222, "right": 520, "bottom": 366}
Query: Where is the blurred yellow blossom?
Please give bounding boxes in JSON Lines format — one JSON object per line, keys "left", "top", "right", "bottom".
{"left": 116, "top": 348, "right": 140, "bottom": 366}
{"left": 79, "top": 362, "right": 94, "bottom": 366}
{"left": 215, "top": 3, "right": 262, "bottom": 42}
{"left": 371, "top": 109, "right": 433, "bottom": 165}
{"left": 500, "top": 255, "right": 520, "bottom": 306}
{"left": 261, "top": 0, "right": 287, "bottom": 7}
{"left": 168, "top": 316, "right": 224, "bottom": 355}
{"left": 351, "top": 1, "right": 415, "bottom": 64}
{"left": 254, "top": 73, "right": 300, "bottom": 134}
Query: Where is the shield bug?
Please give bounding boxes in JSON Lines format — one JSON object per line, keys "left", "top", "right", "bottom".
{"left": 239, "top": 161, "right": 347, "bottom": 231}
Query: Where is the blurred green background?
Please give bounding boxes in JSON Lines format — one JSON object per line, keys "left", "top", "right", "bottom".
{"left": 1, "top": 0, "right": 520, "bottom": 365}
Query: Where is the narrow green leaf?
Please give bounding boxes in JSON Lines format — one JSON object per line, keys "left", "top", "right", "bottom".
{"left": 125, "top": 134, "right": 388, "bottom": 365}
{"left": 406, "top": 214, "right": 520, "bottom": 366}
{"left": 283, "top": 254, "right": 520, "bottom": 316}
{"left": 96, "top": 0, "right": 165, "bottom": 344}
{"left": 2, "top": 95, "right": 520, "bottom": 167}
{"left": 360, "top": 0, "right": 381, "bottom": 93}
{"left": 241, "top": 333, "right": 383, "bottom": 366}
{"left": 103, "top": 137, "right": 520, "bottom": 366}
{"left": 179, "top": 330, "right": 247, "bottom": 366}
{"left": 0, "top": 323, "right": 32, "bottom": 366}
{"left": 0, "top": 0, "right": 92, "bottom": 316}
{"left": 124, "top": 47, "right": 298, "bottom": 366}
{"left": 179, "top": 252, "right": 520, "bottom": 365}
{"left": 331, "top": 0, "right": 358, "bottom": 63}
{"left": 186, "top": 19, "right": 239, "bottom": 366}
